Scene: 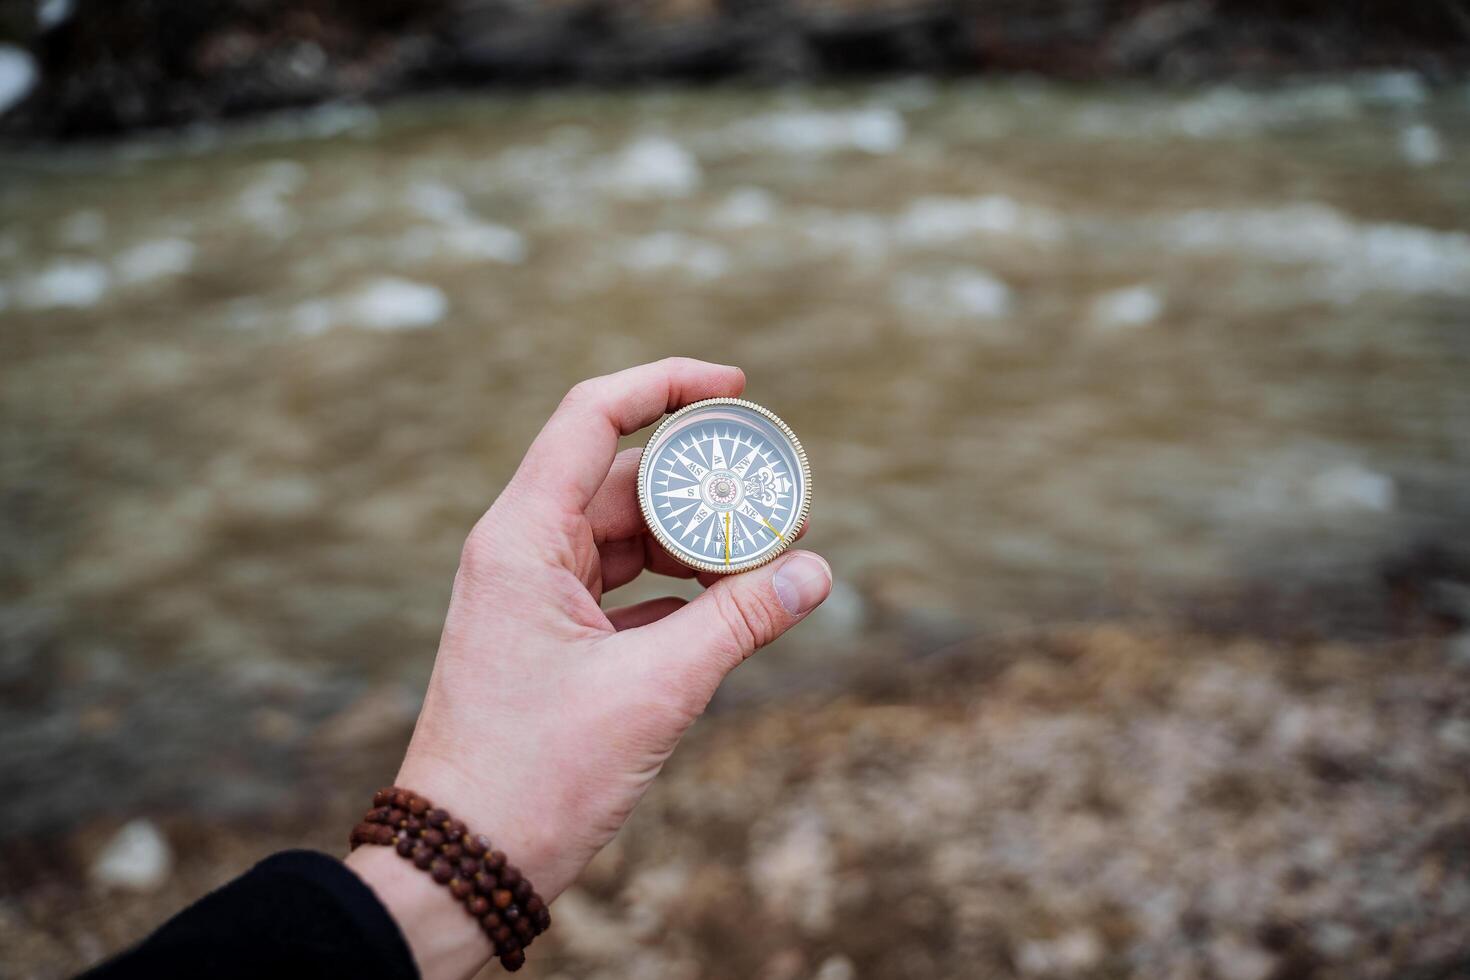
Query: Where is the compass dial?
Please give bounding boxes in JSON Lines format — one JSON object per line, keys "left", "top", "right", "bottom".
{"left": 637, "top": 398, "right": 812, "bottom": 574}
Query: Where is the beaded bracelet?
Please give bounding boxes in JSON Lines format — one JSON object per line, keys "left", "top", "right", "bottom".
{"left": 349, "top": 786, "right": 551, "bottom": 972}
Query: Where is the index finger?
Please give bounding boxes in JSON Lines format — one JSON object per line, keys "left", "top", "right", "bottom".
{"left": 511, "top": 357, "right": 745, "bottom": 514}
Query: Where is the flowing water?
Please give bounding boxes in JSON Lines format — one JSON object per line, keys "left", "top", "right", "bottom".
{"left": 2, "top": 77, "right": 1469, "bottom": 830}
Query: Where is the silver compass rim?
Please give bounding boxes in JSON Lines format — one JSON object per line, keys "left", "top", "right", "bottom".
{"left": 636, "top": 396, "right": 813, "bottom": 575}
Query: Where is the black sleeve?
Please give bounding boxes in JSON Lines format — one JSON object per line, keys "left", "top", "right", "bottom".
{"left": 79, "top": 849, "right": 420, "bottom": 980}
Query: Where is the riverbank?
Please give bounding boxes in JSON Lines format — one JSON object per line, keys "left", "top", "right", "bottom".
{"left": 2, "top": 0, "right": 1469, "bottom": 140}
{"left": 4, "top": 622, "right": 1467, "bottom": 979}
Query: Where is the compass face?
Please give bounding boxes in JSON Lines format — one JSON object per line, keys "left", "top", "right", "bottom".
{"left": 637, "top": 398, "right": 812, "bottom": 574}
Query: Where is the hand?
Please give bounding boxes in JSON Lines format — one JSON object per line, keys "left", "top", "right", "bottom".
{"left": 347, "top": 358, "right": 833, "bottom": 979}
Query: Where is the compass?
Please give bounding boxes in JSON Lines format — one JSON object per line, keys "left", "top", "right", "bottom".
{"left": 637, "top": 398, "right": 812, "bottom": 574}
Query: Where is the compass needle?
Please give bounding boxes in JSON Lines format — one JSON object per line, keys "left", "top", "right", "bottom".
{"left": 637, "top": 398, "right": 810, "bottom": 575}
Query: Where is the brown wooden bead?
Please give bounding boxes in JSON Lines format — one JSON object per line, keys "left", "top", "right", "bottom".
{"left": 484, "top": 850, "right": 507, "bottom": 872}
{"left": 512, "top": 879, "right": 532, "bottom": 903}
{"left": 500, "top": 950, "right": 525, "bottom": 972}
{"left": 404, "top": 816, "right": 424, "bottom": 834}
{"left": 502, "top": 905, "right": 520, "bottom": 923}
{"left": 373, "top": 787, "right": 396, "bottom": 807}
{"left": 387, "top": 808, "right": 407, "bottom": 825}
{"left": 442, "top": 843, "right": 463, "bottom": 862}
{"left": 481, "top": 912, "right": 502, "bottom": 931}
{"left": 421, "top": 828, "right": 445, "bottom": 849}
{"left": 443, "top": 819, "right": 465, "bottom": 842}
{"left": 430, "top": 858, "right": 454, "bottom": 884}
{"left": 524, "top": 896, "right": 545, "bottom": 916}
{"left": 473, "top": 871, "right": 498, "bottom": 895}
{"left": 364, "top": 806, "right": 387, "bottom": 825}
{"left": 499, "top": 865, "right": 522, "bottom": 887}
{"left": 395, "top": 836, "right": 415, "bottom": 857}
{"left": 491, "top": 889, "right": 513, "bottom": 910}
{"left": 513, "top": 918, "right": 533, "bottom": 940}
{"left": 456, "top": 856, "right": 478, "bottom": 877}
{"left": 463, "top": 834, "right": 490, "bottom": 857}
{"left": 532, "top": 907, "right": 550, "bottom": 932}
{"left": 491, "top": 926, "right": 513, "bottom": 946}
{"left": 407, "top": 795, "right": 430, "bottom": 816}
{"left": 425, "top": 808, "right": 449, "bottom": 827}
{"left": 392, "top": 789, "right": 412, "bottom": 809}
{"left": 375, "top": 824, "right": 397, "bottom": 846}
{"left": 499, "top": 935, "right": 521, "bottom": 955}
{"left": 449, "top": 877, "right": 473, "bottom": 900}
{"left": 411, "top": 844, "right": 435, "bottom": 870}
{"left": 467, "top": 895, "right": 490, "bottom": 917}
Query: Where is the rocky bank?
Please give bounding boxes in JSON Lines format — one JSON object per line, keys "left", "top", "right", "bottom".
{"left": 4, "top": 623, "right": 1468, "bottom": 979}
{"left": 2, "top": 0, "right": 1470, "bottom": 139}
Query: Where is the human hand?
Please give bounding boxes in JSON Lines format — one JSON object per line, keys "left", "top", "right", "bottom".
{"left": 347, "top": 358, "right": 832, "bottom": 978}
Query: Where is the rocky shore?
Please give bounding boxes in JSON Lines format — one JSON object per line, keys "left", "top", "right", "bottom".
{"left": 4, "top": 623, "right": 1468, "bottom": 979}
{"left": 2, "top": 0, "right": 1469, "bottom": 139}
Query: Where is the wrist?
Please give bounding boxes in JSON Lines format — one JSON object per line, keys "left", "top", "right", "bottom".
{"left": 394, "top": 750, "right": 575, "bottom": 903}
{"left": 346, "top": 844, "right": 490, "bottom": 980}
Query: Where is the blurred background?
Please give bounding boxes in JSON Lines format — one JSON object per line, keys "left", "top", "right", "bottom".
{"left": 2, "top": 2, "right": 1469, "bottom": 978}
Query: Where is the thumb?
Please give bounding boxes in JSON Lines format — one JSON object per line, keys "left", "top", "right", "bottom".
{"left": 616, "top": 550, "right": 833, "bottom": 685}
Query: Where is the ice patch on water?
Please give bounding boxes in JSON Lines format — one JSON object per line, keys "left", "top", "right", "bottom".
{"left": 602, "top": 137, "right": 702, "bottom": 199}
{"left": 1399, "top": 124, "right": 1443, "bottom": 167}
{"left": 58, "top": 210, "right": 106, "bottom": 246}
{"left": 1162, "top": 204, "right": 1470, "bottom": 296}
{"left": 709, "top": 187, "right": 777, "bottom": 229}
{"left": 1090, "top": 285, "right": 1164, "bottom": 332}
{"left": 292, "top": 277, "right": 448, "bottom": 334}
{"left": 18, "top": 259, "right": 110, "bottom": 309}
{"left": 892, "top": 269, "right": 1013, "bottom": 320}
{"left": 710, "top": 107, "right": 906, "bottom": 155}
{"left": 115, "top": 238, "right": 197, "bottom": 284}
{"left": 894, "top": 195, "right": 1063, "bottom": 246}
{"left": 0, "top": 45, "right": 37, "bottom": 115}
{"left": 620, "top": 233, "right": 729, "bottom": 280}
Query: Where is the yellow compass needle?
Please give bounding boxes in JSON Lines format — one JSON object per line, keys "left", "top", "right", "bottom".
{"left": 758, "top": 515, "right": 785, "bottom": 544}
{"left": 723, "top": 512, "right": 731, "bottom": 565}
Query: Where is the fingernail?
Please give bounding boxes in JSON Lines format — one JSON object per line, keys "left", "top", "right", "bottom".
{"left": 773, "top": 554, "right": 832, "bottom": 616}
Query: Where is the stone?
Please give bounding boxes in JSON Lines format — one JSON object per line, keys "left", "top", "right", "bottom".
{"left": 91, "top": 819, "right": 172, "bottom": 892}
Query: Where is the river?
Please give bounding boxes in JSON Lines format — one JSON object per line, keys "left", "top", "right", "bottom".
{"left": 2, "top": 76, "right": 1468, "bottom": 830}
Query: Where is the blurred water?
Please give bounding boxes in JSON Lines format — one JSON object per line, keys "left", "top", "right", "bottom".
{"left": 2, "top": 77, "right": 1468, "bottom": 829}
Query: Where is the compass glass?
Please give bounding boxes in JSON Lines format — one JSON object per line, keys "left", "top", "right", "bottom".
{"left": 638, "top": 399, "right": 811, "bottom": 574}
